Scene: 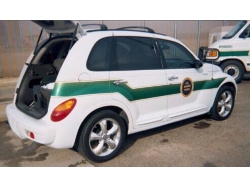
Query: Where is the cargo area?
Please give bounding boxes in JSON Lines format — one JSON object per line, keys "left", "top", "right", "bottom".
{"left": 15, "top": 38, "right": 73, "bottom": 119}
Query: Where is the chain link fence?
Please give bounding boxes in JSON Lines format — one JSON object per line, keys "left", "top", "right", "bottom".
{"left": 0, "top": 20, "right": 238, "bottom": 78}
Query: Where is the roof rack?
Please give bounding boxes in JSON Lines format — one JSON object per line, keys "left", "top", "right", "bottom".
{"left": 81, "top": 24, "right": 108, "bottom": 31}
{"left": 116, "top": 26, "right": 155, "bottom": 33}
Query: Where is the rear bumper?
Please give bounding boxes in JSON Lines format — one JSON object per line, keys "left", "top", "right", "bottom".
{"left": 6, "top": 103, "right": 56, "bottom": 145}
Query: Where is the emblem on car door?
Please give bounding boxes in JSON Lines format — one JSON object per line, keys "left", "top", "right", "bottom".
{"left": 181, "top": 77, "right": 193, "bottom": 97}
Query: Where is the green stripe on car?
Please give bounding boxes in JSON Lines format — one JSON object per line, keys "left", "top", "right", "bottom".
{"left": 220, "top": 51, "right": 249, "bottom": 57}
{"left": 52, "top": 78, "right": 226, "bottom": 101}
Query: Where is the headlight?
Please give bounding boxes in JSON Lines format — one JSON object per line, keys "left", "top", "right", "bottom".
{"left": 206, "top": 49, "right": 219, "bottom": 60}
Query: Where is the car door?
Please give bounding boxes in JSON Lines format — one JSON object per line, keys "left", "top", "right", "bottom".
{"left": 109, "top": 35, "right": 168, "bottom": 129}
{"left": 156, "top": 39, "right": 213, "bottom": 121}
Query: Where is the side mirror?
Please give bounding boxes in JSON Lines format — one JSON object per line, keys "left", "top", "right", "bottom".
{"left": 194, "top": 60, "right": 203, "bottom": 69}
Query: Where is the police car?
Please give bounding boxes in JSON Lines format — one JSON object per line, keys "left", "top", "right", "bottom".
{"left": 6, "top": 21, "right": 237, "bottom": 162}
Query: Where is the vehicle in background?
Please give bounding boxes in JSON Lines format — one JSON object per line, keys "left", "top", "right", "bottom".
{"left": 199, "top": 20, "right": 250, "bottom": 83}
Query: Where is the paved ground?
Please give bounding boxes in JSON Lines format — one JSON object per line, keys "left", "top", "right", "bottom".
{"left": 0, "top": 121, "right": 93, "bottom": 167}
{"left": 0, "top": 77, "right": 93, "bottom": 167}
{"left": 0, "top": 76, "right": 250, "bottom": 167}
{"left": 93, "top": 76, "right": 250, "bottom": 167}
{"left": 0, "top": 77, "right": 17, "bottom": 122}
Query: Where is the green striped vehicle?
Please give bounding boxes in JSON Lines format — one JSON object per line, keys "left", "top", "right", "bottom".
{"left": 200, "top": 20, "right": 250, "bottom": 83}
{"left": 6, "top": 21, "right": 237, "bottom": 162}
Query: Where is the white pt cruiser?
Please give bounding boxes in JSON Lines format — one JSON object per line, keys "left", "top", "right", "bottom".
{"left": 6, "top": 21, "right": 237, "bottom": 162}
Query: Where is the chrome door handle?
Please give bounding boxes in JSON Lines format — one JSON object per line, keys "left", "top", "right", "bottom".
{"left": 113, "top": 80, "right": 128, "bottom": 85}
{"left": 168, "top": 76, "right": 178, "bottom": 81}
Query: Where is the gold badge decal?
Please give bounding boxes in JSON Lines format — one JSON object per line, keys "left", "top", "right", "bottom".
{"left": 181, "top": 77, "right": 193, "bottom": 97}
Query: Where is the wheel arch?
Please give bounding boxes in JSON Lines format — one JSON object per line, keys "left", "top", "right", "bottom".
{"left": 220, "top": 82, "right": 237, "bottom": 96}
{"left": 208, "top": 81, "right": 236, "bottom": 116}
{"left": 220, "top": 58, "right": 246, "bottom": 72}
{"left": 73, "top": 105, "right": 129, "bottom": 149}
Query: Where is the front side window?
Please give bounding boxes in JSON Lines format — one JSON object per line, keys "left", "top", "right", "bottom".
{"left": 239, "top": 24, "right": 250, "bottom": 38}
{"left": 222, "top": 20, "right": 247, "bottom": 39}
{"left": 157, "top": 39, "right": 195, "bottom": 69}
{"left": 110, "top": 37, "right": 159, "bottom": 71}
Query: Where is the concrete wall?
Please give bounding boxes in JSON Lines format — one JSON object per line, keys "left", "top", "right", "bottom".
{"left": 0, "top": 20, "right": 239, "bottom": 78}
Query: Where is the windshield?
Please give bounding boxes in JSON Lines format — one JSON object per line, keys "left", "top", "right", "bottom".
{"left": 222, "top": 20, "right": 247, "bottom": 39}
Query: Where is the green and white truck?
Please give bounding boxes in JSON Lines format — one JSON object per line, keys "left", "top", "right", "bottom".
{"left": 199, "top": 20, "right": 250, "bottom": 83}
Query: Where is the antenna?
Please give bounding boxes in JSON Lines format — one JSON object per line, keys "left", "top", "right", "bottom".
{"left": 208, "top": 48, "right": 219, "bottom": 80}
{"left": 206, "top": 48, "right": 214, "bottom": 80}
{"left": 198, "top": 47, "right": 219, "bottom": 80}
{"left": 211, "top": 58, "right": 214, "bottom": 80}
{"left": 203, "top": 48, "right": 213, "bottom": 80}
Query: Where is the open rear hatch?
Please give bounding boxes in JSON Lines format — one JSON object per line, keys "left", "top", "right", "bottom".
{"left": 15, "top": 20, "right": 83, "bottom": 119}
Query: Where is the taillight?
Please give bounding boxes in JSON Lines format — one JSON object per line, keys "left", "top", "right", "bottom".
{"left": 25, "top": 130, "right": 35, "bottom": 139}
{"left": 51, "top": 98, "right": 77, "bottom": 122}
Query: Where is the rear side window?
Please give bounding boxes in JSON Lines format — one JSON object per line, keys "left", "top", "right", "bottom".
{"left": 157, "top": 39, "right": 195, "bottom": 69}
{"left": 110, "top": 37, "right": 159, "bottom": 71}
{"left": 87, "top": 37, "right": 112, "bottom": 71}
{"left": 87, "top": 36, "right": 160, "bottom": 71}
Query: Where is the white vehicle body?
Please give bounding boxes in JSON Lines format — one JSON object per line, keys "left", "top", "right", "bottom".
{"left": 6, "top": 21, "right": 237, "bottom": 162}
{"left": 200, "top": 20, "right": 250, "bottom": 83}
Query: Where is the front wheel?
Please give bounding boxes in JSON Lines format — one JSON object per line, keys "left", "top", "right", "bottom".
{"left": 210, "top": 86, "right": 235, "bottom": 121}
{"left": 220, "top": 60, "right": 244, "bottom": 84}
{"left": 77, "top": 110, "right": 126, "bottom": 162}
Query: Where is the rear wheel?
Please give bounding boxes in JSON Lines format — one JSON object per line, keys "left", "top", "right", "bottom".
{"left": 221, "top": 60, "right": 244, "bottom": 84}
{"left": 77, "top": 110, "right": 126, "bottom": 162}
{"left": 210, "top": 86, "right": 235, "bottom": 120}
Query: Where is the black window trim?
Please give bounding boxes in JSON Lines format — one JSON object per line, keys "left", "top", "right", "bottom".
{"left": 110, "top": 36, "right": 163, "bottom": 71}
{"left": 86, "top": 36, "right": 112, "bottom": 71}
{"left": 155, "top": 39, "right": 196, "bottom": 69}
{"left": 87, "top": 36, "right": 164, "bottom": 72}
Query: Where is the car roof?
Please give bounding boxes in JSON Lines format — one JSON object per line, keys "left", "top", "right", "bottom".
{"left": 32, "top": 20, "right": 197, "bottom": 58}
{"left": 84, "top": 28, "right": 181, "bottom": 44}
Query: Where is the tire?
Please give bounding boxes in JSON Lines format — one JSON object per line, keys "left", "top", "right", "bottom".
{"left": 77, "top": 110, "right": 126, "bottom": 162}
{"left": 220, "top": 60, "right": 245, "bottom": 84}
{"left": 210, "top": 86, "right": 235, "bottom": 121}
